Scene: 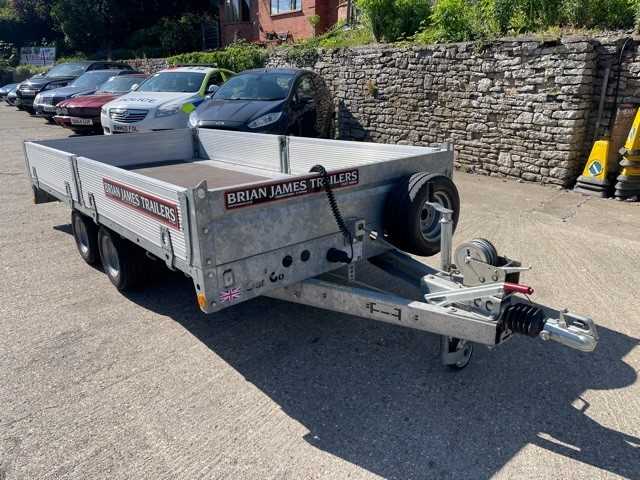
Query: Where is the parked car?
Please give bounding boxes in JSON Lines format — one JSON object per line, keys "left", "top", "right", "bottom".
{"left": 188, "top": 68, "right": 334, "bottom": 138}
{"left": 53, "top": 74, "right": 147, "bottom": 134}
{"left": 16, "top": 61, "right": 132, "bottom": 111}
{"left": 34, "top": 69, "right": 134, "bottom": 122}
{"left": 0, "top": 83, "right": 17, "bottom": 101}
{"left": 6, "top": 84, "right": 19, "bottom": 105}
{"left": 100, "top": 66, "right": 234, "bottom": 134}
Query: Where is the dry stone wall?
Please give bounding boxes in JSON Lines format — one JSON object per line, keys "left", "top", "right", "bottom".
{"left": 126, "top": 58, "right": 169, "bottom": 74}
{"left": 267, "top": 38, "right": 600, "bottom": 186}
{"left": 125, "top": 35, "right": 640, "bottom": 186}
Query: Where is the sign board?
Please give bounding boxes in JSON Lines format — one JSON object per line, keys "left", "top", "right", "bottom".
{"left": 20, "top": 47, "right": 56, "bottom": 66}
{"left": 224, "top": 168, "right": 360, "bottom": 210}
{"left": 103, "top": 178, "right": 182, "bottom": 230}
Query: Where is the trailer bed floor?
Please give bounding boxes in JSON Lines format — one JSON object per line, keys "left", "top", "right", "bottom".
{"left": 131, "top": 161, "right": 270, "bottom": 189}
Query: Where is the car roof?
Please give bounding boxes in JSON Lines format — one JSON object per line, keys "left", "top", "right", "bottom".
{"left": 242, "top": 68, "right": 310, "bottom": 76}
{"left": 82, "top": 69, "right": 131, "bottom": 74}
{"left": 59, "top": 60, "right": 125, "bottom": 65}
{"left": 160, "top": 66, "right": 216, "bottom": 74}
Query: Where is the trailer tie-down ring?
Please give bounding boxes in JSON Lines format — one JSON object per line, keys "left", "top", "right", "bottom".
{"left": 310, "top": 164, "right": 354, "bottom": 263}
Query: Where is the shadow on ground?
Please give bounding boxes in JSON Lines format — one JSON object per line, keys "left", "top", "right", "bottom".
{"left": 113, "top": 258, "right": 640, "bottom": 479}
{"left": 53, "top": 217, "right": 640, "bottom": 477}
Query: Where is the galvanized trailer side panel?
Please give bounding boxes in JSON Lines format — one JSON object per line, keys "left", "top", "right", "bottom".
{"left": 205, "top": 150, "right": 454, "bottom": 264}
{"left": 75, "top": 157, "right": 191, "bottom": 264}
{"left": 32, "top": 129, "right": 194, "bottom": 168}
{"left": 197, "top": 129, "right": 283, "bottom": 173}
{"left": 24, "top": 142, "right": 80, "bottom": 203}
{"left": 287, "top": 136, "right": 450, "bottom": 174}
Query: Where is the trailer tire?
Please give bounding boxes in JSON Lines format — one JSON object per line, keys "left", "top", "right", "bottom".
{"left": 97, "top": 227, "right": 145, "bottom": 291}
{"left": 385, "top": 173, "right": 460, "bottom": 256}
{"left": 71, "top": 211, "right": 99, "bottom": 265}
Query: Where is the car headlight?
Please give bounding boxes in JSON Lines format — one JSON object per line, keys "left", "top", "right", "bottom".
{"left": 188, "top": 112, "right": 198, "bottom": 128}
{"left": 101, "top": 106, "right": 108, "bottom": 115}
{"left": 57, "top": 107, "right": 68, "bottom": 115}
{"left": 248, "top": 112, "right": 283, "bottom": 129}
{"left": 155, "top": 105, "right": 181, "bottom": 118}
{"left": 34, "top": 94, "right": 42, "bottom": 104}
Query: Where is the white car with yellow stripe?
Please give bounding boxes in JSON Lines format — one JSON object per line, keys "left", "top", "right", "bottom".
{"left": 100, "top": 66, "right": 234, "bottom": 134}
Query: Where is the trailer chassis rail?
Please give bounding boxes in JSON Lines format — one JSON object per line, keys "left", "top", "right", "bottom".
{"left": 268, "top": 205, "right": 598, "bottom": 369}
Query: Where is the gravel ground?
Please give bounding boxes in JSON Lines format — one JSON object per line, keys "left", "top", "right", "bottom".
{"left": 1, "top": 105, "right": 639, "bottom": 480}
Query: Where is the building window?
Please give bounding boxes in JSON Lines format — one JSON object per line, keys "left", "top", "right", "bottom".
{"left": 271, "top": 0, "right": 301, "bottom": 15}
{"left": 225, "top": 0, "right": 250, "bottom": 22}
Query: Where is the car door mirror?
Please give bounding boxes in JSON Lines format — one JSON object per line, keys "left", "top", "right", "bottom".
{"left": 130, "top": 83, "right": 139, "bottom": 91}
{"left": 207, "top": 84, "right": 219, "bottom": 95}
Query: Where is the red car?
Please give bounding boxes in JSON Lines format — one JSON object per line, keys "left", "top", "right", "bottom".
{"left": 54, "top": 73, "right": 147, "bottom": 134}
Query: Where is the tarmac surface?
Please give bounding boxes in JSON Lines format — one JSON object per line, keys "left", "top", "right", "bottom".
{"left": 1, "top": 105, "right": 639, "bottom": 479}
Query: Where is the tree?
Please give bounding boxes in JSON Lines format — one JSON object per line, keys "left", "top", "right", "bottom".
{"left": 51, "top": 0, "right": 145, "bottom": 56}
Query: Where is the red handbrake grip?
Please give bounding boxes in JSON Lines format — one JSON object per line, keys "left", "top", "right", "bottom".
{"left": 504, "top": 282, "right": 534, "bottom": 295}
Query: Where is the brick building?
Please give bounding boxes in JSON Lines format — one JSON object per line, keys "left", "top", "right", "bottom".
{"left": 219, "top": 0, "right": 348, "bottom": 46}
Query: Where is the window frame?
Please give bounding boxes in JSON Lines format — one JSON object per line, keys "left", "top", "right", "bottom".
{"left": 270, "top": 0, "right": 302, "bottom": 16}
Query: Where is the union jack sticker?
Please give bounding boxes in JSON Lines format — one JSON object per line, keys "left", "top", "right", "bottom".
{"left": 219, "top": 287, "right": 241, "bottom": 303}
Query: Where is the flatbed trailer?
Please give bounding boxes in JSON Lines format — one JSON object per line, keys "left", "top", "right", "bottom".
{"left": 23, "top": 129, "right": 598, "bottom": 368}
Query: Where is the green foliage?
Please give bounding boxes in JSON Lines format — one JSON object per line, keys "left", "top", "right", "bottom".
{"left": 128, "top": 13, "right": 204, "bottom": 57}
{"left": 14, "top": 63, "right": 47, "bottom": 80}
{"left": 167, "top": 41, "right": 268, "bottom": 72}
{"left": 308, "top": 14, "right": 321, "bottom": 28}
{"left": 426, "top": 0, "right": 476, "bottom": 41}
{"left": 51, "top": 0, "right": 145, "bottom": 54}
{"left": 561, "top": 0, "right": 636, "bottom": 29}
{"left": 417, "top": 0, "right": 499, "bottom": 42}
{"left": 55, "top": 53, "right": 87, "bottom": 63}
{"left": 356, "top": 0, "right": 431, "bottom": 41}
{"left": 3, "top": 0, "right": 217, "bottom": 56}
{"left": 317, "top": 23, "right": 375, "bottom": 48}
{"left": 277, "top": 22, "right": 375, "bottom": 66}
{"left": 416, "top": 0, "right": 638, "bottom": 43}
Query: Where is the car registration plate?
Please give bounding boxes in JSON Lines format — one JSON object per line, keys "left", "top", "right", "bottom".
{"left": 70, "top": 117, "right": 93, "bottom": 126}
{"left": 113, "top": 124, "right": 137, "bottom": 133}
{"left": 43, "top": 105, "right": 56, "bottom": 112}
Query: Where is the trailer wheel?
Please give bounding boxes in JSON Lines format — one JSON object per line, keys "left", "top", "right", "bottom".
{"left": 71, "top": 211, "right": 99, "bottom": 265}
{"left": 97, "top": 227, "right": 144, "bottom": 291}
{"left": 445, "top": 338, "right": 473, "bottom": 370}
{"left": 385, "top": 173, "right": 460, "bottom": 256}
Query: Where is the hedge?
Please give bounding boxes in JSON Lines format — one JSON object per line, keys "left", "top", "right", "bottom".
{"left": 167, "top": 41, "right": 268, "bottom": 73}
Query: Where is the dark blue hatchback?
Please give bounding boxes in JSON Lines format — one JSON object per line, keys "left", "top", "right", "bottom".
{"left": 189, "top": 68, "right": 334, "bottom": 138}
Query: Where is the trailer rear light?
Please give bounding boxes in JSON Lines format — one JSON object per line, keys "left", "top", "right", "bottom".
{"left": 197, "top": 292, "right": 207, "bottom": 309}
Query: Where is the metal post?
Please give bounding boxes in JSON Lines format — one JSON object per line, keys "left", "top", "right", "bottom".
{"left": 440, "top": 210, "right": 453, "bottom": 272}
{"left": 426, "top": 202, "right": 454, "bottom": 272}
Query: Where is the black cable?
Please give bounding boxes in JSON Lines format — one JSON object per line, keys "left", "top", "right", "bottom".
{"left": 310, "top": 164, "right": 353, "bottom": 263}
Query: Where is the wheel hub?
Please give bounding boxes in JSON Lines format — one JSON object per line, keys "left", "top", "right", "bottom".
{"left": 74, "top": 216, "right": 90, "bottom": 256}
{"left": 100, "top": 235, "right": 120, "bottom": 278}
{"left": 419, "top": 191, "right": 450, "bottom": 242}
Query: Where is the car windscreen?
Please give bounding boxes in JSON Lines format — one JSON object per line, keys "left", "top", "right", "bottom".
{"left": 137, "top": 72, "right": 205, "bottom": 93}
{"left": 215, "top": 73, "right": 295, "bottom": 101}
{"left": 70, "top": 71, "right": 117, "bottom": 90}
{"left": 98, "top": 76, "right": 142, "bottom": 93}
{"left": 46, "top": 63, "right": 87, "bottom": 78}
